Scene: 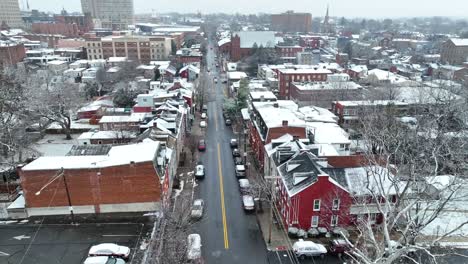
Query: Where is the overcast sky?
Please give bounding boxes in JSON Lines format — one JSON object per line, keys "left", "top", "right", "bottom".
{"left": 21, "top": 0, "right": 468, "bottom": 18}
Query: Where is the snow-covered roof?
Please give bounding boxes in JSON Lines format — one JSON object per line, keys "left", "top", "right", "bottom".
{"left": 78, "top": 99, "right": 114, "bottom": 113}
{"left": 22, "top": 140, "right": 160, "bottom": 171}
{"left": 234, "top": 31, "right": 277, "bottom": 48}
{"left": 108, "top": 57, "right": 127, "bottom": 63}
{"left": 293, "top": 81, "right": 361, "bottom": 90}
{"left": 345, "top": 166, "right": 399, "bottom": 196}
{"left": 250, "top": 91, "right": 277, "bottom": 100}
{"left": 278, "top": 68, "right": 332, "bottom": 74}
{"left": 7, "top": 193, "right": 25, "bottom": 209}
{"left": 297, "top": 106, "right": 338, "bottom": 123}
{"left": 218, "top": 38, "right": 230, "bottom": 47}
{"left": 253, "top": 101, "right": 305, "bottom": 129}
{"left": 450, "top": 38, "right": 468, "bottom": 47}
{"left": 335, "top": 100, "right": 408, "bottom": 107}
{"left": 78, "top": 130, "right": 137, "bottom": 140}
{"left": 306, "top": 122, "right": 350, "bottom": 145}
{"left": 99, "top": 115, "right": 142, "bottom": 123}
{"left": 227, "top": 71, "right": 247, "bottom": 80}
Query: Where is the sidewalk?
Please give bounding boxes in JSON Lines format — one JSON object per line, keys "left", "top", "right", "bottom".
{"left": 257, "top": 204, "right": 292, "bottom": 251}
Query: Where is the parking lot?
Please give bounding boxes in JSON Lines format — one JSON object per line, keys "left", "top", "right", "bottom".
{"left": 0, "top": 222, "right": 151, "bottom": 264}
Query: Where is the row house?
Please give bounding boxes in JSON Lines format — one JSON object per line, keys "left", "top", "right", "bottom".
{"left": 289, "top": 80, "right": 363, "bottom": 108}
{"left": 331, "top": 100, "right": 409, "bottom": 128}
{"left": 248, "top": 101, "right": 307, "bottom": 171}
{"left": 98, "top": 115, "right": 143, "bottom": 131}
{"left": 276, "top": 45, "right": 305, "bottom": 59}
{"left": 277, "top": 67, "right": 332, "bottom": 99}
{"left": 272, "top": 146, "right": 401, "bottom": 232}
{"left": 77, "top": 130, "right": 137, "bottom": 145}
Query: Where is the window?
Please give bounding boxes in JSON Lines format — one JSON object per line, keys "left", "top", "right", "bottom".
{"left": 339, "top": 144, "right": 346, "bottom": 149}
{"left": 331, "top": 215, "right": 338, "bottom": 226}
{"left": 311, "top": 216, "right": 319, "bottom": 227}
{"left": 332, "top": 199, "right": 340, "bottom": 210}
{"left": 313, "top": 199, "right": 321, "bottom": 211}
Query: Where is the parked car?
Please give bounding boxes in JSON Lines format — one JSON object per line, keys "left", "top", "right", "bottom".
{"left": 230, "top": 139, "right": 238, "bottom": 148}
{"left": 225, "top": 118, "right": 232, "bottom": 126}
{"left": 198, "top": 139, "right": 206, "bottom": 151}
{"left": 201, "top": 113, "right": 207, "bottom": 119}
{"left": 292, "top": 239, "right": 327, "bottom": 259}
{"left": 232, "top": 148, "right": 240, "bottom": 157}
{"left": 187, "top": 234, "right": 202, "bottom": 260}
{"left": 202, "top": 104, "right": 208, "bottom": 112}
{"left": 235, "top": 165, "right": 246, "bottom": 178}
{"left": 238, "top": 179, "right": 250, "bottom": 194}
{"left": 88, "top": 243, "right": 130, "bottom": 260}
{"left": 328, "top": 239, "right": 351, "bottom": 257}
{"left": 214, "top": 77, "right": 218, "bottom": 83}
{"left": 234, "top": 156, "right": 243, "bottom": 165}
{"left": 83, "top": 256, "right": 125, "bottom": 264}
{"left": 199, "top": 120, "right": 207, "bottom": 128}
{"left": 195, "top": 164, "right": 205, "bottom": 179}
{"left": 242, "top": 195, "right": 255, "bottom": 211}
{"left": 222, "top": 79, "right": 227, "bottom": 83}
{"left": 191, "top": 199, "right": 204, "bottom": 219}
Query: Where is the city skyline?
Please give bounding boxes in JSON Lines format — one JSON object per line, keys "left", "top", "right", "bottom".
{"left": 21, "top": 0, "right": 468, "bottom": 18}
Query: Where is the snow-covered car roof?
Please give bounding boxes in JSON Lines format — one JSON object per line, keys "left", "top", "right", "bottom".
{"left": 239, "top": 179, "right": 250, "bottom": 188}
{"left": 242, "top": 195, "right": 254, "bottom": 206}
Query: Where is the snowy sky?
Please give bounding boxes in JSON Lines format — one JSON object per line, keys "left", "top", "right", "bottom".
{"left": 22, "top": 0, "right": 468, "bottom": 18}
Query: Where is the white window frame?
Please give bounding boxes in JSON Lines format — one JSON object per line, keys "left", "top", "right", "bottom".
{"left": 311, "top": 216, "right": 319, "bottom": 227}
{"left": 332, "top": 199, "right": 340, "bottom": 210}
{"left": 331, "top": 215, "right": 338, "bottom": 226}
{"left": 313, "top": 199, "right": 321, "bottom": 211}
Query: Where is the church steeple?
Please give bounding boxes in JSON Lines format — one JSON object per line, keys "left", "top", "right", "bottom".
{"left": 322, "top": 4, "right": 331, "bottom": 34}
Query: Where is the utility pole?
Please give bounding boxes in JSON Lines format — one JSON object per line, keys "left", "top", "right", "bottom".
{"left": 62, "top": 172, "right": 75, "bottom": 224}
{"left": 264, "top": 175, "right": 280, "bottom": 244}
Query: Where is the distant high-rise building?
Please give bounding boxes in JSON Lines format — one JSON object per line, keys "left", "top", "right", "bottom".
{"left": 271, "top": 11, "right": 312, "bottom": 33}
{"left": 81, "top": 0, "right": 134, "bottom": 30}
{"left": 0, "top": 0, "right": 23, "bottom": 28}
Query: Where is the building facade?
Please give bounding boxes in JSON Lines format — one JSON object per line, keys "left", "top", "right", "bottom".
{"left": 271, "top": 11, "right": 312, "bottom": 33}
{"left": 0, "top": 0, "right": 23, "bottom": 28}
{"left": 81, "top": 0, "right": 134, "bottom": 30}
{"left": 441, "top": 39, "right": 468, "bottom": 65}
{"left": 277, "top": 68, "right": 332, "bottom": 99}
{"left": 85, "top": 35, "right": 172, "bottom": 63}
{"left": 0, "top": 42, "right": 25, "bottom": 68}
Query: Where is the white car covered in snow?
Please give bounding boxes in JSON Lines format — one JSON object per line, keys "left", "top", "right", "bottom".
{"left": 293, "top": 239, "right": 327, "bottom": 259}
{"left": 187, "top": 234, "right": 202, "bottom": 260}
{"left": 88, "top": 243, "right": 130, "bottom": 259}
{"left": 191, "top": 199, "right": 204, "bottom": 219}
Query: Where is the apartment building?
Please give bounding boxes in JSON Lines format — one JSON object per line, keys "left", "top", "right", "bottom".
{"left": 0, "top": 0, "right": 23, "bottom": 28}
{"left": 85, "top": 35, "right": 172, "bottom": 63}
{"left": 271, "top": 11, "right": 312, "bottom": 33}
{"left": 441, "top": 38, "right": 468, "bottom": 65}
{"left": 81, "top": 0, "right": 134, "bottom": 30}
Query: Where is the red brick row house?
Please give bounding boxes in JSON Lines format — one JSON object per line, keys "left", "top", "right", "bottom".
{"left": 249, "top": 101, "right": 306, "bottom": 171}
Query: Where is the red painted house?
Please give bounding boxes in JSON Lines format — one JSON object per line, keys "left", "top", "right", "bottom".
{"left": 276, "top": 151, "right": 353, "bottom": 230}
{"left": 277, "top": 68, "right": 332, "bottom": 99}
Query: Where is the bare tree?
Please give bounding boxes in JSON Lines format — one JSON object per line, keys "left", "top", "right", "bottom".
{"left": 343, "top": 85, "right": 468, "bottom": 264}
{"left": 28, "top": 76, "right": 85, "bottom": 140}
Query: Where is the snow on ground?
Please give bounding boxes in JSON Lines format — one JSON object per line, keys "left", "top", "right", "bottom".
{"left": 32, "top": 134, "right": 79, "bottom": 156}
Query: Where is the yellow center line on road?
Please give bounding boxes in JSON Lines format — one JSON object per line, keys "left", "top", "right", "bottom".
{"left": 214, "top": 103, "right": 219, "bottom": 131}
{"left": 217, "top": 143, "right": 229, "bottom": 249}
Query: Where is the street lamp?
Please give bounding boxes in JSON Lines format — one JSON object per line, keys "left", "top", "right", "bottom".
{"left": 35, "top": 167, "right": 75, "bottom": 224}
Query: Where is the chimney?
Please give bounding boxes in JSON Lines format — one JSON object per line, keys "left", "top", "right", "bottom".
{"left": 282, "top": 120, "right": 288, "bottom": 127}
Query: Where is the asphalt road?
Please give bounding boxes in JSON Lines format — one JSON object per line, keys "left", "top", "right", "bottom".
{"left": 192, "top": 37, "right": 269, "bottom": 264}
{"left": 0, "top": 222, "right": 148, "bottom": 264}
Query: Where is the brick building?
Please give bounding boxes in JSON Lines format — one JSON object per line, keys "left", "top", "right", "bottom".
{"left": 98, "top": 115, "right": 143, "bottom": 131}
{"left": 271, "top": 11, "right": 312, "bottom": 33}
{"left": 290, "top": 80, "right": 363, "bottom": 108}
{"left": 276, "top": 45, "right": 305, "bottom": 58}
{"left": 230, "top": 31, "right": 277, "bottom": 61}
{"left": 0, "top": 42, "right": 25, "bottom": 68}
{"left": 277, "top": 68, "right": 332, "bottom": 99}
{"left": 85, "top": 35, "right": 172, "bottom": 63}
{"left": 441, "top": 39, "right": 468, "bottom": 65}
{"left": 21, "top": 34, "right": 63, "bottom": 48}
{"left": 19, "top": 141, "right": 168, "bottom": 216}
{"left": 249, "top": 101, "right": 306, "bottom": 170}
{"left": 299, "top": 36, "right": 322, "bottom": 49}
{"left": 32, "top": 23, "right": 80, "bottom": 38}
